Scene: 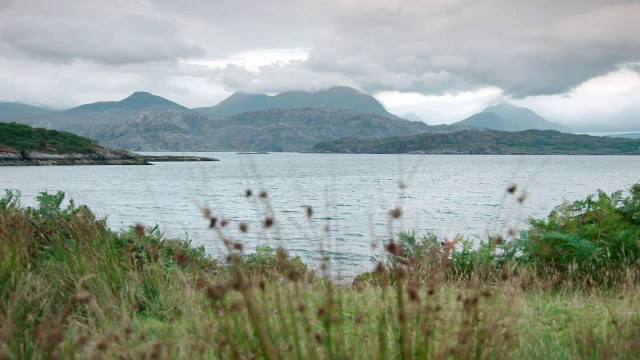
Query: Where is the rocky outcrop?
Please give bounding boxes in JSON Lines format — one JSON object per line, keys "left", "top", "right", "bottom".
{"left": 0, "top": 148, "right": 218, "bottom": 166}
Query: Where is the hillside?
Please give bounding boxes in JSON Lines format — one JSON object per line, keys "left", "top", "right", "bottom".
{"left": 84, "top": 107, "right": 434, "bottom": 152}
{"left": 607, "top": 133, "right": 640, "bottom": 139}
{"left": 0, "top": 102, "right": 52, "bottom": 115}
{"left": 193, "top": 86, "right": 396, "bottom": 118}
{"left": 311, "top": 129, "right": 640, "bottom": 155}
{"left": 454, "top": 103, "right": 572, "bottom": 133}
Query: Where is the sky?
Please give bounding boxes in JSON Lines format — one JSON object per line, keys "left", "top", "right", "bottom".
{"left": 0, "top": 0, "right": 639, "bottom": 132}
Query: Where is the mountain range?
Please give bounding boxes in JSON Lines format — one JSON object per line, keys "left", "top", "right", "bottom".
{"left": 0, "top": 87, "right": 599, "bottom": 152}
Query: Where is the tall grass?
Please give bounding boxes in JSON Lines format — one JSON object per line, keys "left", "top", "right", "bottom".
{"left": 1, "top": 185, "right": 639, "bottom": 359}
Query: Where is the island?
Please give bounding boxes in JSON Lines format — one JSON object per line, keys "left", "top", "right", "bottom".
{"left": 0, "top": 122, "right": 218, "bottom": 165}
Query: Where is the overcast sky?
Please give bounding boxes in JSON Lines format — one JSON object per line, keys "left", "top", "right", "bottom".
{"left": 0, "top": 0, "right": 639, "bottom": 132}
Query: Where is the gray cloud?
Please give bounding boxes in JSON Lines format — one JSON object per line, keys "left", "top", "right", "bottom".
{"left": 0, "top": 13, "right": 203, "bottom": 65}
{"left": 1, "top": 0, "right": 639, "bottom": 126}
{"left": 221, "top": 0, "right": 640, "bottom": 98}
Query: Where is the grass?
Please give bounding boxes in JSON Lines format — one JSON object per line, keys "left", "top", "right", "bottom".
{"left": 1, "top": 185, "right": 639, "bottom": 359}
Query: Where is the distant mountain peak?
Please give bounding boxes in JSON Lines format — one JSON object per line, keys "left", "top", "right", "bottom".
{"left": 194, "top": 86, "right": 395, "bottom": 119}
{"left": 65, "top": 91, "right": 188, "bottom": 113}
{"left": 454, "top": 103, "right": 573, "bottom": 133}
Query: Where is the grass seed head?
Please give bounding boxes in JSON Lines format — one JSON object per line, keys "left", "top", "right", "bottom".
{"left": 73, "top": 291, "right": 92, "bottom": 305}
{"left": 305, "top": 206, "right": 313, "bottom": 219}
{"left": 390, "top": 207, "right": 402, "bottom": 219}
{"left": 507, "top": 184, "right": 517, "bottom": 194}
{"left": 245, "top": 189, "right": 252, "bottom": 197}
{"left": 259, "top": 191, "right": 268, "bottom": 198}
{"left": 263, "top": 217, "right": 274, "bottom": 228}
{"left": 239, "top": 222, "right": 248, "bottom": 233}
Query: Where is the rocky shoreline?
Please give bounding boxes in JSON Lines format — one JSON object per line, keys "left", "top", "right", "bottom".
{"left": 0, "top": 149, "right": 219, "bottom": 166}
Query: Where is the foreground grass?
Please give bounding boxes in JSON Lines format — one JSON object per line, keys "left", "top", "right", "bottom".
{"left": 1, "top": 189, "right": 639, "bottom": 359}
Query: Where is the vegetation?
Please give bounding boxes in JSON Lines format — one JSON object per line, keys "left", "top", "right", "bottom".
{"left": 1, "top": 185, "right": 639, "bottom": 359}
{"left": 0, "top": 122, "right": 99, "bottom": 154}
{"left": 312, "top": 129, "right": 640, "bottom": 154}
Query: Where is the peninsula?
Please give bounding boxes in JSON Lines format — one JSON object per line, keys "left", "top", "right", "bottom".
{"left": 0, "top": 122, "right": 218, "bottom": 165}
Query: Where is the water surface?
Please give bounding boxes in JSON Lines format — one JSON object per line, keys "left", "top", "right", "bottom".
{"left": 2, "top": 153, "right": 638, "bottom": 277}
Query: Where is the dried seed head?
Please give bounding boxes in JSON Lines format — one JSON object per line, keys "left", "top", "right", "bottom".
{"left": 394, "top": 266, "right": 407, "bottom": 280}
{"left": 221, "top": 218, "right": 229, "bottom": 227}
{"left": 134, "top": 223, "right": 145, "bottom": 238}
{"left": 398, "top": 180, "right": 406, "bottom": 190}
{"left": 305, "top": 206, "right": 313, "bottom": 219}
{"left": 390, "top": 207, "right": 402, "bottom": 219}
{"left": 517, "top": 191, "right": 528, "bottom": 203}
{"left": 50, "top": 325, "right": 64, "bottom": 345}
{"left": 297, "top": 303, "right": 307, "bottom": 313}
{"left": 355, "top": 313, "right": 364, "bottom": 324}
{"left": 176, "top": 251, "right": 189, "bottom": 267}
{"left": 209, "top": 217, "right": 218, "bottom": 228}
{"left": 481, "top": 289, "right": 492, "bottom": 298}
{"left": 206, "top": 284, "right": 227, "bottom": 302}
{"left": 96, "top": 339, "right": 109, "bottom": 352}
{"left": 239, "top": 222, "right": 248, "bottom": 233}
{"left": 202, "top": 207, "right": 212, "bottom": 218}
{"left": 407, "top": 281, "right": 420, "bottom": 302}
{"left": 288, "top": 269, "right": 301, "bottom": 282}
{"left": 317, "top": 308, "right": 325, "bottom": 318}
{"left": 263, "top": 217, "right": 274, "bottom": 228}
{"left": 315, "top": 333, "right": 323, "bottom": 344}
{"left": 259, "top": 191, "right": 268, "bottom": 198}
{"left": 508, "top": 228, "right": 517, "bottom": 237}
{"left": 75, "top": 334, "right": 88, "bottom": 348}
{"left": 233, "top": 242, "right": 243, "bottom": 251}
{"left": 385, "top": 241, "right": 403, "bottom": 256}
{"left": 258, "top": 279, "right": 266, "bottom": 291}
{"left": 507, "top": 184, "right": 517, "bottom": 194}
{"left": 492, "top": 235, "right": 504, "bottom": 244}
{"left": 245, "top": 189, "right": 252, "bottom": 197}
{"left": 375, "top": 262, "right": 386, "bottom": 273}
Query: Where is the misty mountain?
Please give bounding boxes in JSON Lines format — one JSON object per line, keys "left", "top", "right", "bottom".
{"left": 0, "top": 102, "right": 52, "bottom": 115}
{"left": 453, "top": 103, "right": 573, "bottom": 133}
{"left": 0, "top": 92, "right": 193, "bottom": 131}
{"left": 65, "top": 91, "right": 188, "bottom": 114}
{"left": 83, "top": 107, "right": 434, "bottom": 152}
{"left": 193, "top": 86, "right": 396, "bottom": 118}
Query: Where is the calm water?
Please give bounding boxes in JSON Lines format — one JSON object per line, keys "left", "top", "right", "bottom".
{"left": 2, "top": 153, "right": 639, "bottom": 277}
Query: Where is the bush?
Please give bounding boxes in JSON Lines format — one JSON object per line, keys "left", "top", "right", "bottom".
{"left": 513, "top": 183, "right": 640, "bottom": 281}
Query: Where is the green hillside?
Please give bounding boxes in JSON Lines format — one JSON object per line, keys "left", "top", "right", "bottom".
{"left": 0, "top": 122, "right": 98, "bottom": 154}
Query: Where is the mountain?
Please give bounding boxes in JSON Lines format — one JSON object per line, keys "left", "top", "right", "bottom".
{"left": 193, "top": 87, "right": 396, "bottom": 118}
{"left": 65, "top": 91, "right": 188, "bottom": 114}
{"left": 453, "top": 103, "right": 573, "bottom": 133}
{"left": 0, "top": 102, "right": 52, "bottom": 115}
{"left": 83, "top": 107, "right": 435, "bottom": 152}
{"left": 312, "top": 129, "right": 640, "bottom": 155}
{"left": 0, "top": 92, "right": 192, "bottom": 132}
